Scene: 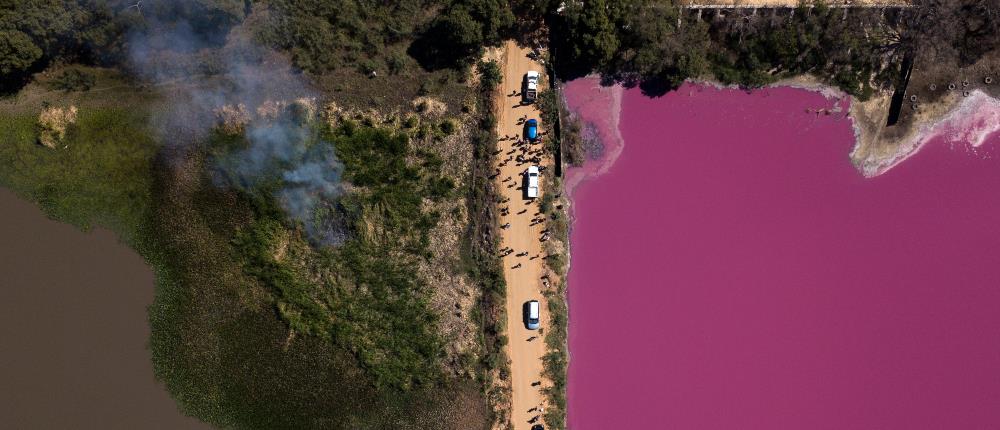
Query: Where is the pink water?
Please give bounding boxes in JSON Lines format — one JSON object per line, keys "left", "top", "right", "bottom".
{"left": 565, "top": 80, "right": 1000, "bottom": 429}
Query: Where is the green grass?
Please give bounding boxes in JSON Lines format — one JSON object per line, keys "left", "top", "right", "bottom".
{"left": 0, "top": 94, "right": 491, "bottom": 428}
{"left": 542, "top": 279, "right": 569, "bottom": 429}
{"left": 209, "top": 121, "right": 469, "bottom": 391}
{"left": 454, "top": 62, "right": 511, "bottom": 425}
{"left": 144, "top": 158, "right": 489, "bottom": 429}
{"left": 0, "top": 108, "right": 156, "bottom": 240}
{"left": 538, "top": 174, "right": 570, "bottom": 428}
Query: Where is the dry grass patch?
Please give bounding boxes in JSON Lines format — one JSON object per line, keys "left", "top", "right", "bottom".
{"left": 413, "top": 96, "right": 448, "bottom": 117}
{"left": 36, "top": 105, "right": 78, "bottom": 149}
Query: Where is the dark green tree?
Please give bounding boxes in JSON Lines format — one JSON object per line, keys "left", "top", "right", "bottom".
{"left": 410, "top": 5, "right": 483, "bottom": 69}
{"left": 0, "top": 30, "right": 42, "bottom": 75}
{"left": 465, "top": 0, "right": 515, "bottom": 45}
{"left": 566, "top": 0, "right": 619, "bottom": 69}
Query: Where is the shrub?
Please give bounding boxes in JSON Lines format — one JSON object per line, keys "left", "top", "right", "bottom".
{"left": 387, "top": 52, "right": 407, "bottom": 75}
{"left": 52, "top": 69, "right": 97, "bottom": 92}
{"left": 478, "top": 60, "right": 502, "bottom": 89}
{"left": 439, "top": 119, "right": 456, "bottom": 135}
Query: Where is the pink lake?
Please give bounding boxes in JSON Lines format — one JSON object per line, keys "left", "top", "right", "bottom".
{"left": 565, "top": 80, "right": 1000, "bottom": 429}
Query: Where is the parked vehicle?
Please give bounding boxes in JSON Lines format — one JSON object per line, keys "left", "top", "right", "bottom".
{"left": 525, "top": 118, "right": 538, "bottom": 142}
{"left": 524, "top": 300, "right": 540, "bottom": 330}
{"left": 523, "top": 71, "right": 539, "bottom": 104}
{"left": 525, "top": 165, "right": 539, "bottom": 199}
{"left": 531, "top": 425, "right": 545, "bottom": 430}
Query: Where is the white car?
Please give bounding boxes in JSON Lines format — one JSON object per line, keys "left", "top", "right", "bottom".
{"left": 525, "top": 165, "right": 539, "bottom": 199}
{"left": 523, "top": 71, "right": 539, "bottom": 104}
{"left": 525, "top": 300, "right": 540, "bottom": 330}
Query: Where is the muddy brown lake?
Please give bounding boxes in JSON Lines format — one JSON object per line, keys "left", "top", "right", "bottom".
{"left": 0, "top": 187, "right": 208, "bottom": 429}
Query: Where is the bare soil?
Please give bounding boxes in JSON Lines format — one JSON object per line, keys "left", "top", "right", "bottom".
{"left": 493, "top": 41, "right": 553, "bottom": 430}
{"left": 850, "top": 50, "right": 1000, "bottom": 175}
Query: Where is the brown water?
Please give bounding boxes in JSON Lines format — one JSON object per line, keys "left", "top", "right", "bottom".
{"left": 0, "top": 188, "right": 209, "bottom": 429}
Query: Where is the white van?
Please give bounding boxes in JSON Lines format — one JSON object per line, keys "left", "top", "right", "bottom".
{"left": 525, "top": 165, "right": 539, "bottom": 199}
{"left": 525, "top": 300, "right": 540, "bottom": 330}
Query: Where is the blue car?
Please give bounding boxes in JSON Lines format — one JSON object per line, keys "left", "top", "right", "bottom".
{"left": 525, "top": 118, "right": 538, "bottom": 141}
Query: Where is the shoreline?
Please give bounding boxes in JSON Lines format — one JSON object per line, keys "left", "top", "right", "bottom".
{"left": 561, "top": 79, "right": 625, "bottom": 215}
{"left": 563, "top": 75, "right": 1000, "bottom": 186}
{"left": 563, "top": 75, "right": 850, "bottom": 210}
{"left": 851, "top": 89, "right": 1000, "bottom": 177}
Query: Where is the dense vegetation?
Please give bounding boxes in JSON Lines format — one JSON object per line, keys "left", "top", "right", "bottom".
{"left": 4, "top": 0, "right": 999, "bottom": 97}
{"left": 0, "top": 0, "right": 131, "bottom": 92}
{"left": 462, "top": 59, "right": 510, "bottom": 399}
{"left": 545, "top": 0, "right": 886, "bottom": 96}
{"left": 539, "top": 0, "right": 1000, "bottom": 98}
{"left": 0, "top": 0, "right": 518, "bottom": 95}
{"left": 217, "top": 122, "right": 457, "bottom": 390}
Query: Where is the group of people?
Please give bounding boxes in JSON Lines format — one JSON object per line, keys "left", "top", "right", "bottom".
{"left": 527, "top": 405, "right": 546, "bottom": 425}
{"left": 497, "top": 83, "right": 550, "bottom": 427}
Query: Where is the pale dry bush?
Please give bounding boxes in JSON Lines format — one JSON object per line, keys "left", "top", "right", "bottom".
{"left": 37, "top": 105, "right": 78, "bottom": 148}
{"left": 214, "top": 103, "right": 252, "bottom": 135}
{"left": 322, "top": 101, "right": 343, "bottom": 129}
{"left": 412, "top": 96, "right": 447, "bottom": 117}
{"left": 215, "top": 98, "right": 318, "bottom": 135}
{"left": 289, "top": 97, "right": 317, "bottom": 123}
{"left": 256, "top": 97, "right": 317, "bottom": 123}
{"left": 256, "top": 100, "right": 283, "bottom": 121}
{"left": 323, "top": 101, "right": 399, "bottom": 129}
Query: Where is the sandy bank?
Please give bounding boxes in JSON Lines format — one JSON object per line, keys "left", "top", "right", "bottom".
{"left": 851, "top": 89, "right": 1000, "bottom": 177}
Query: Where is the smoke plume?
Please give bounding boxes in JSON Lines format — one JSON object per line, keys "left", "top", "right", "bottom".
{"left": 127, "top": 1, "right": 346, "bottom": 245}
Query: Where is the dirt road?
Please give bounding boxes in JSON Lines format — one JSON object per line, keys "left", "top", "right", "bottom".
{"left": 494, "top": 41, "right": 551, "bottom": 430}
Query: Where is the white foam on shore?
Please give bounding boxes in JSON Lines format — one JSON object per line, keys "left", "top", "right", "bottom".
{"left": 694, "top": 76, "right": 850, "bottom": 101}
{"left": 859, "top": 90, "right": 1000, "bottom": 177}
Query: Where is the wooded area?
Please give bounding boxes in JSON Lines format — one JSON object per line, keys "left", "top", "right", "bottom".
{"left": 546, "top": 0, "right": 1000, "bottom": 98}
{"left": 2, "top": 1, "right": 998, "bottom": 98}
